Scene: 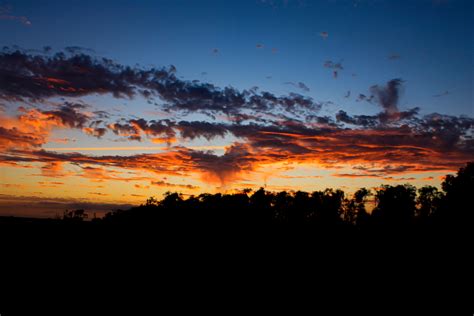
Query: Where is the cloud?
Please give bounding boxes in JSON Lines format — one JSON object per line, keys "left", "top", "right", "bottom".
{"left": 324, "top": 60, "right": 343, "bottom": 70}
{"left": 64, "top": 46, "right": 95, "bottom": 54}
{"left": 175, "top": 121, "right": 228, "bottom": 141}
{"left": 284, "top": 81, "right": 310, "bottom": 92}
{"left": 151, "top": 180, "right": 199, "bottom": 190}
{"left": 0, "top": 102, "right": 108, "bottom": 151}
{"left": 130, "top": 194, "right": 146, "bottom": 198}
{"left": 107, "top": 121, "right": 142, "bottom": 141}
{"left": 79, "top": 165, "right": 158, "bottom": 183}
{"left": 0, "top": 50, "right": 472, "bottom": 187}
{"left": 370, "top": 78, "right": 403, "bottom": 115}
{"left": 0, "top": 50, "right": 143, "bottom": 101}
{"left": 48, "top": 137, "right": 76, "bottom": 144}
{"left": 41, "top": 161, "right": 66, "bottom": 178}
{"left": 0, "top": 5, "right": 31, "bottom": 26}
{"left": 356, "top": 93, "right": 374, "bottom": 103}
{"left": 0, "top": 125, "right": 46, "bottom": 149}
{"left": 42, "top": 102, "right": 89, "bottom": 128}
{"left": 0, "top": 49, "right": 322, "bottom": 121}
{"left": 333, "top": 173, "right": 382, "bottom": 178}
{"left": 388, "top": 53, "right": 401, "bottom": 60}
{"left": 1, "top": 183, "right": 27, "bottom": 189}
{"left": 88, "top": 192, "right": 109, "bottom": 196}
{"left": 37, "top": 181, "right": 64, "bottom": 188}
{"left": 324, "top": 60, "right": 343, "bottom": 78}
{"left": 0, "top": 106, "right": 76, "bottom": 150}
{"left": 433, "top": 90, "right": 449, "bottom": 97}
{"left": 336, "top": 110, "right": 378, "bottom": 127}
{"left": 107, "top": 118, "right": 228, "bottom": 142}
{"left": 319, "top": 31, "right": 329, "bottom": 39}
{"left": 83, "top": 127, "right": 107, "bottom": 138}
{"left": 1, "top": 106, "right": 472, "bottom": 185}
{"left": 187, "top": 143, "right": 256, "bottom": 184}
{"left": 134, "top": 184, "right": 150, "bottom": 189}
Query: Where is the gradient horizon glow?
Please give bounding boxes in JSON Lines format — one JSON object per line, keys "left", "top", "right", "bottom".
{"left": 0, "top": 0, "right": 472, "bottom": 217}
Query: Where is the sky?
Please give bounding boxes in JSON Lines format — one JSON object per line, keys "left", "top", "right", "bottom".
{"left": 0, "top": 0, "right": 473, "bottom": 217}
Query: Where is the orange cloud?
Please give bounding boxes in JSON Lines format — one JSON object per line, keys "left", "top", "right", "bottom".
{"left": 1, "top": 183, "right": 27, "bottom": 189}
{"left": 0, "top": 104, "right": 91, "bottom": 150}
{"left": 134, "top": 184, "right": 150, "bottom": 189}
{"left": 150, "top": 180, "right": 199, "bottom": 190}
{"left": 150, "top": 137, "right": 177, "bottom": 144}
{"left": 41, "top": 161, "right": 66, "bottom": 178}
{"left": 88, "top": 192, "right": 109, "bottom": 196}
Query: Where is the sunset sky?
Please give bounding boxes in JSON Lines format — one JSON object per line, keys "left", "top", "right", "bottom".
{"left": 0, "top": 0, "right": 473, "bottom": 217}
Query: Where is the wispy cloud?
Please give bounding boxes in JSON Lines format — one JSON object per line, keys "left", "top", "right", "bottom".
{"left": 433, "top": 90, "right": 450, "bottom": 97}
{"left": 388, "top": 53, "right": 401, "bottom": 60}
{"left": 151, "top": 180, "right": 199, "bottom": 190}
{"left": 0, "top": 5, "right": 31, "bottom": 26}
{"left": 323, "top": 60, "right": 343, "bottom": 78}
{"left": 284, "top": 81, "right": 310, "bottom": 92}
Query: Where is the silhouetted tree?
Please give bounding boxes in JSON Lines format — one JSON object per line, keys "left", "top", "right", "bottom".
{"left": 250, "top": 188, "right": 273, "bottom": 222}
{"left": 372, "top": 185, "right": 416, "bottom": 226}
{"left": 311, "top": 189, "right": 344, "bottom": 225}
{"left": 145, "top": 196, "right": 160, "bottom": 207}
{"left": 417, "top": 186, "right": 443, "bottom": 220}
{"left": 62, "top": 209, "right": 88, "bottom": 222}
{"left": 439, "top": 162, "right": 474, "bottom": 226}
{"left": 82, "top": 162, "right": 474, "bottom": 230}
{"left": 343, "top": 188, "right": 371, "bottom": 226}
{"left": 354, "top": 188, "right": 371, "bottom": 227}
{"left": 290, "top": 191, "right": 310, "bottom": 223}
{"left": 272, "top": 191, "right": 292, "bottom": 223}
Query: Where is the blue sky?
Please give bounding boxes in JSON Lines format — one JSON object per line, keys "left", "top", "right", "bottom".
{"left": 2, "top": 0, "right": 472, "bottom": 116}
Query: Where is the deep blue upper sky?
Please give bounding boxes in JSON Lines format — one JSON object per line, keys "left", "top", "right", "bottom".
{"left": 1, "top": 0, "right": 473, "bottom": 116}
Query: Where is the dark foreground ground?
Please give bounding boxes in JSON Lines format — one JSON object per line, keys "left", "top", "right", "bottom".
{"left": 1, "top": 162, "right": 473, "bottom": 314}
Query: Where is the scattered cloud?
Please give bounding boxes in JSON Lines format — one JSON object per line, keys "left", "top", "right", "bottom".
{"left": 88, "top": 192, "right": 110, "bottom": 196}
{"left": 324, "top": 60, "right": 343, "bottom": 78}
{"left": 0, "top": 5, "right": 31, "bottom": 26}
{"left": 0, "top": 49, "right": 321, "bottom": 120}
{"left": 151, "top": 180, "right": 199, "bottom": 190}
{"left": 388, "top": 53, "right": 401, "bottom": 60}
{"left": 0, "top": 50, "right": 472, "bottom": 188}
{"left": 284, "top": 81, "right": 310, "bottom": 92}
{"left": 433, "top": 90, "right": 449, "bottom": 97}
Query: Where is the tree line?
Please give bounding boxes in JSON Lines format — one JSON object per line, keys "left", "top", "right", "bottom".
{"left": 62, "top": 162, "right": 473, "bottom": 229}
